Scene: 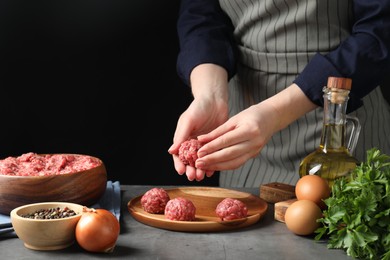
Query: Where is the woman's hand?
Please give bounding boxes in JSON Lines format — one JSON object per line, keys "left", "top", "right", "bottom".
{"left": 194, "top": 102, "right": 278, "bottom": 171}
{"left": 195, "top": 84, "right": 318, "bottom": 172}
{"left": 168, "top": 64, "right": 229, "bottom": 181}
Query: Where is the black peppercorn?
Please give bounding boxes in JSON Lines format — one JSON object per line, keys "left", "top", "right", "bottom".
{"left": 20, "top": 207, "right": 78, "bottom": 219}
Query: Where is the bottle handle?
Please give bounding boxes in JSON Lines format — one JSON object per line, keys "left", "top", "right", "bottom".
{"left": 346, "top": 115, "right": 361, "bottom": 154}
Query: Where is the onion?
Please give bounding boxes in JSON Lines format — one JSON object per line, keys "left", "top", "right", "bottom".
{"left": 75, "top": 207, "right": 120, "bottom": 253}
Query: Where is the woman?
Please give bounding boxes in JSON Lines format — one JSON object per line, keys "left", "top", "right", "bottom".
{"left": 168, "top": 0, "right": 390, "bottom": 187}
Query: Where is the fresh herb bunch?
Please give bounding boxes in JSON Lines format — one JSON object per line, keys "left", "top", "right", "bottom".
{"left": 315, "top": 148, "right": 390, "bottom": 260}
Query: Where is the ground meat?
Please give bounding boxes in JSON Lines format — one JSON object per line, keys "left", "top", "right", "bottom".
{"left": 0, "top": 152, "right": 102, "bottom": 176}
{"left": 164, "top": 197, "right": 196, "bottom": 221}
{"left": 140, "top": 187, "right": 170, "bottom": 214}
{"left": 178, "top": 139, "right": 203, "bottom": 167}
{"left": 215, "top": 198, "right": 248, "bottom": 221}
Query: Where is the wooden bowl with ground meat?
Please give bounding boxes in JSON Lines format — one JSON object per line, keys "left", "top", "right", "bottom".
{"left": 0, "top": 153, "right": 107, "bottom": 215}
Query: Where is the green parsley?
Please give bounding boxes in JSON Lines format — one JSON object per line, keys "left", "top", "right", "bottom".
{"left": 315, "top": 148, "right": 390, "bottom": 260}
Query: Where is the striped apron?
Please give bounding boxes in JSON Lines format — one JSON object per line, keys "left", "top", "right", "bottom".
{"left": 218, "top": 0, "right": 390, "bottom": 187}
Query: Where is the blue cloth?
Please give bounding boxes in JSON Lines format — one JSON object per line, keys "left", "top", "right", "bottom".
{"left": 91, "top": 180, "right": 121, "bottom": 220}
{"left": 0, "top": 180, "right": 121, "bottom": 238}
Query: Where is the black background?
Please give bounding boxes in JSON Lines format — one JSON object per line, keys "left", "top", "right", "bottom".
{"left": 0, "top": 0, "right": 219, "bottom": 186}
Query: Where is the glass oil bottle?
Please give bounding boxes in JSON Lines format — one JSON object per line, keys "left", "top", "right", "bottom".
{"left": 299, "top": 77, "right": 361, "bottom": 188}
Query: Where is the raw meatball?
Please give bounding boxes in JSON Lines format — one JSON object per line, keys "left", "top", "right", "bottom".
{"left": 178, "top": 139, "right": 203, "bottom": 167}
{"left": 215, "top": 198, "right": 248, "bottom": 221}
{"left": 164, "top": 197, "right": 196, "bottom": 221}
{"left": 141, "top": 187, "right": 170, "bottom": 214}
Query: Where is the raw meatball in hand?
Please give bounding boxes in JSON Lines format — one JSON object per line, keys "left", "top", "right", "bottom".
{"left": 215, "top": 198, "right": 248, "bottom": 221}
{"left": 178, "top": 139, "right": 203, "bottom": 167}
{"left": 141, "top": 187, "right": 170, "bottom": 214}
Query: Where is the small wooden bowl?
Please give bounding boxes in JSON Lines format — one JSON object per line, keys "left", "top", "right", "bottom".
{"left": 0, "top": 154, "right": 107, "bottom": 215}
{"left": 10, "top": 202, "right": 84, "bottom": 250}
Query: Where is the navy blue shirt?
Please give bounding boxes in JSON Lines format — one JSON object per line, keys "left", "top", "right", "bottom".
{"left": 176, "top": 0, "right": 390, "bottom": 112}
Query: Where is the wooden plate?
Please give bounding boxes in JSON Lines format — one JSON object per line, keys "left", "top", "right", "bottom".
{"left": 127, "top": 186, "right": 268, "bottom": 232}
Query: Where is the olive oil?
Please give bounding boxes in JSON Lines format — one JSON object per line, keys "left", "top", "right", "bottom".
{"left": 299, "top": 124, "right": 359, "bottom": 187}
{"left": 299, "top": 77, "right": 361, "bottom": 188}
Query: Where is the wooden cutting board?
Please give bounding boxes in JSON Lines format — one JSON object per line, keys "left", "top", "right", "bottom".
{"left": 259, "top": 182, "right": 297, "bottom": 223}
{"left": 259, "top": 182, "right": 296, "bottom": 203}
{"left": 274, "top": 199, "right": 297, "bottom": 223}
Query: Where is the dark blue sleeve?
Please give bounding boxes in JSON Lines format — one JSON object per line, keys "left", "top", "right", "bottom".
{"left": 294, "top": 0, "right": 390, "bottom": 112}
{"left": 176, "top": 0, "right": 238, "bottom": 86}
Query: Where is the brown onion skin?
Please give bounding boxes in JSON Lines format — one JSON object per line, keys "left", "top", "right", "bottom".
{"left": 75, "top": 207, "right": 120, "bottom": 253}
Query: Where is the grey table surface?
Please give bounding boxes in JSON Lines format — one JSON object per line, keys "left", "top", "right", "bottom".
{"left": 0, "top": 185, "right": 350, "bottom": 260}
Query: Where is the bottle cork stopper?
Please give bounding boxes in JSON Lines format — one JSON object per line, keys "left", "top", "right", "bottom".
{"left": 327, "top": 77, "right": 352, "bottom": 90}
{"left": 326, "top": 77, "right": 352, "bottom": 104}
